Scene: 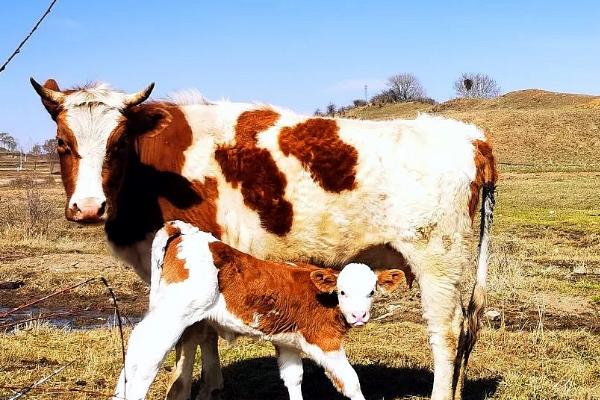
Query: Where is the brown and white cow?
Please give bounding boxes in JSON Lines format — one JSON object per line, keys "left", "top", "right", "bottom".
{"left": 31, "top": 78, "right": 497, "bottom": 400}
{"left": 113, "top": 220, "right": 405, "bottom": 400}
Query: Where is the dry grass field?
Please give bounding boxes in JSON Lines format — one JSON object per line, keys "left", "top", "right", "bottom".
{"left": 1, "top": 90, "right": 599, "bottom": 399}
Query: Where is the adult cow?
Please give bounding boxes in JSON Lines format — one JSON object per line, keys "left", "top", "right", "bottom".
{"left": 31, "top": 78, "right": 496, "bottom": 400}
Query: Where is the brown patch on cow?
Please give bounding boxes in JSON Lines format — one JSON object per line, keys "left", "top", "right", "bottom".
{"left": 214, "top": 109, "right": 293, "bottom": 236}
{"left": 468, "top": 139, "right": 498, "bottom": 220}
{"left": 104, "top": 103, "right": 222, "bottom": 247}
{"left": 163, "top": 222, "right": 182, "bottom": 238}
{"left": 208, "top": 241, "right": 347, "bottom": 351}
{"left": 54, "top": 113, "right": 80, "bottom": 219}
{"left": 162, "top": 236, "right": 189, "bottom": 284}
{"left": 159, "top": 178, "right": 222, "bottom": 239}
{"left": 279, "top": 118, "right": 358, "bottom": 192}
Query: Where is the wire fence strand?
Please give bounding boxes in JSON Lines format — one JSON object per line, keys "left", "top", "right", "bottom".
{"left": 0, "top": 0, "right": 59, "bottom": 74}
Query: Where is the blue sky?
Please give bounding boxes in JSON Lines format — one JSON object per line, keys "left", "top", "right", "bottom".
{"left": 1, "top": 0, "right": 599, "bottom": 148}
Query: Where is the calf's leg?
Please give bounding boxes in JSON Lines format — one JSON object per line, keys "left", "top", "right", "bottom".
{"left": 275, "top": 345, "right": 304, "bottom": 400}
{"left": 114, "top": 310, "right": 190, "bottom": 400}
{"left": 304, "top": 346, "right": 365, "bottom": 400}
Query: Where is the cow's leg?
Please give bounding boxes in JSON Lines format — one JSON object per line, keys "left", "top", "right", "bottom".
{"left": 419, "top": 269, "right": 464, "bottom": 400}
{"left": 114, "top": 310, "right": 189, "bottom": 400}
{"left": 275, "top": 345, "right": 304, "bottom": 400}
{"left": 195, "top": 324, "right": 224, "bottom": 400}
{"left": 303, "top": 346, "right": 365, "bottom": 400}
{"left": 166, "top": 323, "right": 201, "bottom": 400}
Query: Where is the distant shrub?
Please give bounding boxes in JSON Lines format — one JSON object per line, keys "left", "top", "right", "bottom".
{"left": 352, "top": 99, "right": 367, "bottom": 107}
{"left": 8, "top": 176, "right": 35, "bottom": 188}
{"left": 370, "top": 89, "right": 397, "bottom": 105}
{"left": 25, "top": 188, "right": 52, "bottom": 236}
{"left": 0, "top": 187, "right": 52, "bottom": 237}
{"left": 414, "top": 97, "right": 437, "bottom": 105}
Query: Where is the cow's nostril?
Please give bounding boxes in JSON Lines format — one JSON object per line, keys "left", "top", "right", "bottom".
{"left": 362, "top": 312, "right": 367, "bottom": 319}
{"left": 72, "top": 203, "right": 81, "bottom": 212}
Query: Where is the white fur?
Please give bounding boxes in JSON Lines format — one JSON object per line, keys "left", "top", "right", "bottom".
{"left": 61, "top": 84, "right": 130, "bottom": 212}
{"left": 336, "top": 263, "right": 377, "bottom": 326}
{"left": 114, "top": 222, "right": 372, "bottom": 400}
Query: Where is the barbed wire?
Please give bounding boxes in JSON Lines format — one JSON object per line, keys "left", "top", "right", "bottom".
{"left": 0, "top": 0, "right": 59, "bottom": 74}
{"left": 0, "top": 276, "right": 128, "bottom": 399}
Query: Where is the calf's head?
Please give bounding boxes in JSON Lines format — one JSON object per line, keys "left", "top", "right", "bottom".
{"left": 310, "top": 263, "right": 404, "bottom": 327}
{"left": 30, "top": 78, "right": 154, "bottom": 223}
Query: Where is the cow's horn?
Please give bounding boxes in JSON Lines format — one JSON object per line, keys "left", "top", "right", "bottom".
{"left": 30, "top": 77, "right": 66, "bottom": 104}
{"left": 123, "top": 83, "right": 155, "bottom": 107}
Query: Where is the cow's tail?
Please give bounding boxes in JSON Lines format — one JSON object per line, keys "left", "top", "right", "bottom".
{"left": 464, "top": 140, "right": 497, "bottom": 362}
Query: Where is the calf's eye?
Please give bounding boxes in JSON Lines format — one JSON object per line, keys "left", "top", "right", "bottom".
{"left": 369, "top": 290, "right": 374, "bottom": 297}
{"left": 340, "top": 291, "right": 345, "bottom": 296}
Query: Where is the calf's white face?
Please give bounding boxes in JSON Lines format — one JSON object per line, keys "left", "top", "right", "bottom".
{"left": 310, "top": 263, "right": 405, "bottom": 327}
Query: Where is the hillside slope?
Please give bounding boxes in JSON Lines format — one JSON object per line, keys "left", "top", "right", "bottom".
{"left": 345, "top": 89, "right": 600, "bottom": 170}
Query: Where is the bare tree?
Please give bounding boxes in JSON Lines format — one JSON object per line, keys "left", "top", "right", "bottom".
{"left": 42, "top": 138, "right": 59, "bottom": 173}
{"left": 314, "top": 108, "right": 323, "bottom": 117}
{"left": 454, "top": 73, "right": 501, "bottom": 99}
{"left": 386, "top": 73, "right": 426, "bottom": 102}
{"left": 30, "top": 144, "right": 42, "bottom": 170}
{"left": 0, "top": 132, "right": 18, "bottom": 152}
{"left": 325, "top": 103, "right": 337, "bottom": 117}
{"left": 42, "top": 138, "right": 58, "bottom": 154}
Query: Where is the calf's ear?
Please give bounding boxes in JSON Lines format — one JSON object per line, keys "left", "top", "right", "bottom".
{"left": 310, "top": 269, "right": 338, "bottom": 293}
{"left": 376, "top": 269, "right": 405, "bottom": 293}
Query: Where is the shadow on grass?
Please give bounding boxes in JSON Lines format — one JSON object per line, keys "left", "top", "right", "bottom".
{"left": 205, "top": 357, "right": 500, "bottom": 400}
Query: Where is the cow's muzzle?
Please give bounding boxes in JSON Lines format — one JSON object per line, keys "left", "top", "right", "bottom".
{"left": 66, "top": 197, "right": 106, "bottom": 223}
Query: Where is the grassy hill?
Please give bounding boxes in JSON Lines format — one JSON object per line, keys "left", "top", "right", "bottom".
{"left": 345, "top": 89, "right": 600, "bottom": 171}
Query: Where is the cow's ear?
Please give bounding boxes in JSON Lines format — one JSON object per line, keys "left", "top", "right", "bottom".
{"left": 310, "top": 269, "right": 338, "bottom": 293}
{"left": 124, "top": 105, "right": 170, "bottom": 137}
{"left": 31, "top": 78, "right": 65, "bottom": 120}
{"left": 376, "top": 269, "right": 404, "bottom": 293}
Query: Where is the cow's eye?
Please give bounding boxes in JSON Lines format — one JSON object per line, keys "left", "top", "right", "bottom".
{"left": 57, "top": 138, "right": 65, "bottom": 147}
{"left": 340, "top": 291, "right": 346, "bottom": 296}
{"left": 369, "top": 290, "right": 375, "bottom": 297}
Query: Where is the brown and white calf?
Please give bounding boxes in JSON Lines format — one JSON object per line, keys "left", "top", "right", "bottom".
{"left": 114, "top": 220, "right": 404, "bottom": 400}
{"left": 32, "top": 78, "right": 496, "bottom": 400}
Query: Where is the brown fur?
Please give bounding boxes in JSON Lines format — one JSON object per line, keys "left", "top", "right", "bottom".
{"left": 40, "top": 79, "right": 62, "bottom": 119}
{"left": 208, "top": 241, "right": 348, "bottom": 351}
{"left": 279, "top": 118, "right": 358, "bottom": 192}
{"left": 162, "top": 236, "right": 190, "bottom": 284}
{"left": 103, "top": 102, "right": 222, "bottom": 246}
{"left": 215, "top": 109, "right": 293, "bottom": 236}
{"left": 376, "top": 269, "right": 405, "bottom": 293}
{"left": 468, "top": 139, "right": 498, "bottom": 220}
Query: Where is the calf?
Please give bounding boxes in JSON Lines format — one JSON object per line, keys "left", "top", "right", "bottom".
{"left": 113, "top": 221, "right": 404, "bottom": 400}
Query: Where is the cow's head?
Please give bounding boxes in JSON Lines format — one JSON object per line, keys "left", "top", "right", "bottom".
{"left": 310, "top": 263, "right": 405, "bottom": 327}
{"left": 31, "top": 78, "right": 154, "bottom": 223}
